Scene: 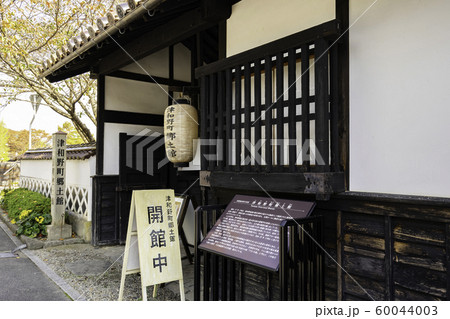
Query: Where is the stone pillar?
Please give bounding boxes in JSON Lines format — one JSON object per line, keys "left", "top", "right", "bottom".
{"left": 47, "top": 131, "right": 72, "bottom": 240}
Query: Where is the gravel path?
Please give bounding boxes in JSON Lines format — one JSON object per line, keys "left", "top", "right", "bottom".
{"left": 32, "top": 244, "right": 181, "bottom": 301}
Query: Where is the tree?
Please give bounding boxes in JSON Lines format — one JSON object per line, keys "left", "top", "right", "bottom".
{"left": 0, "top": 0, "right": 115, "bottom": 142}
{"left": 8, "top": 128, "right": 51, "bottom": 158}
{"left": 58, "top": 121, "right": 84, "bottom": 145}
{"left": 0, "top": 120, "right": 9, "bottom": 161}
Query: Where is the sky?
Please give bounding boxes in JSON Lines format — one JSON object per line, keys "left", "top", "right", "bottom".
{"left": 0, "top": 98, "right": 96, "bottom": 137}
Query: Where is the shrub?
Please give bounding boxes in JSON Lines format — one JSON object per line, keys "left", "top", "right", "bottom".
{"left": 1, "top": 188, "right": 52, "bottom": 238}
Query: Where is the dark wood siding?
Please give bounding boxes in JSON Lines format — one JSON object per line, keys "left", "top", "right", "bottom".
{"left": 92, "top": 175, "right": 119, "bottom": 245}
{"left": 209, "top": 188, "right": 450, "bottom": 301}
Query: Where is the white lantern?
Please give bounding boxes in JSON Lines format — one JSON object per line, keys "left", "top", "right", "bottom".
{"left": 164, "top": 99, "right": 198, "bottom": 166}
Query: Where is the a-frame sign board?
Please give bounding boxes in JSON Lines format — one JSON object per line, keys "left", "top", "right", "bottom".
{"left": 118, "top": 189, "right": 185, "bottom": 301}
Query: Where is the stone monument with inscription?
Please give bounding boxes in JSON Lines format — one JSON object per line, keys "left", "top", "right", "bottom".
{"left": 47, "top": 131, "right": 72, "bottom": 240}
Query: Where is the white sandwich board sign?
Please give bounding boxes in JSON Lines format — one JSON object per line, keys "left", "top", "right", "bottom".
{"left": 118, "top": 189, "right": 184, "bottom": 301}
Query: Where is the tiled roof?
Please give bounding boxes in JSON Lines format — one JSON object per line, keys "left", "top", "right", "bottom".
{"left": 39, "top": 0, "right": 166, "bottom": 78}
{"left": 20, "top": 142, "right": 96, "bottom": 161}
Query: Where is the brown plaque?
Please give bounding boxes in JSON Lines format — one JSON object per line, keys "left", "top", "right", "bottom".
{"left": 198, "top": 195, "right": 315, "bottom": 271}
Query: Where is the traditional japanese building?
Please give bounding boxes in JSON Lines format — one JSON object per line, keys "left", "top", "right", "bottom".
{"left": 40, "top": 0, "right": 450, "bottom": 301}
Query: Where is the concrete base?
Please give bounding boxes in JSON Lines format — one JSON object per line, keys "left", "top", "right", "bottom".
{"left": 47, "top": 224, "right": 72, "bottom": 241}
{"left": 67, "top": 211, "right": 91, "bottom": 243}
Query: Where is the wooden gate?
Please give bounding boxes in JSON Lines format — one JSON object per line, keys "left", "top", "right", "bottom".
{"left": 117, "top": 132, "right": 173, "bottom": 243}
{"left": 92, "top": 132, "right": 173, "bottom": 245}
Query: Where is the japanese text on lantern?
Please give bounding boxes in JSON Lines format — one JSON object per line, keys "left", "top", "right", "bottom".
{"left": 165, "top": 106, "right": 177, "bottom": 158}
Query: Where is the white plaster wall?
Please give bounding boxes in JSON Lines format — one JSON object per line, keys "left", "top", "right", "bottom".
{"left": 103, "top": 123, "right": 164, "bottom": 175}
{"left": 120, "top": 44, "right": 191, "bottom": 80}
{"left": 105, "top": 76, "right": 169, "bottom": 115}
{"left": 20, "top": 159, "right": 93, "bottom": 188}
{"left": 349, "top": 0, "right": 450, "bottom": 198}
{"left": 66, "top": 160, "right": 90, "bottom": 187}
{"left": 227, "top": 0, "right": 335, "bottom": 56}
{"left": 20, "top": 160, "right": 52, "bottom": 180}
{"left": 121, "top": 47, "right": 169, "bottom": 77}
{"left": 173, "top": 43, "right": 192, "bottom": 82}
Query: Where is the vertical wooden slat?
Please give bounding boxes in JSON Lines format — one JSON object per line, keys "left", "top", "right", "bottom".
{"left": 301, "top": 44, "right": 310, "bottom": 170}
{"left": 212, "top": 254, "right": 219, "bottom": 300}
{"left": 320, "top": 217, "right": 325, "bottom": 300}
{"left": 239, "top": 263, "right": 245, "bottom": 300}
{"left": 312, "top": 222, "right": 318, "bottom": 300}
{"left": 267, "top": 272, "right": 272, "bottom": 300}
{"left": 221, "top": 256, "right": 227, "bottom": 300}
{"left": 194, "top": 208, "right": 202, "bottom": 300}
{"left": 96, "top": 75, "right": 105, "bottom": 175}
{"left": 203, "top": 210, "right": 213, "bottom": 301}
{"left": 445, "top": 223, "right": 450, "bottom": 301}
{"left": 336, "top": 0, "right": 350, "bottom": 189}
{"left": 168, "top": 45, "right": 174, "bottom": 105}
{"left": 200, "top": 76, "right": 208, "bottom": 170}
{"left": 290, "top": 224, "right": 299, "bottom": 300}
{"left": 330, "top": 45, "right": 340, "bottom": 172}
{"left": 230, "top": 260, "right": 236, "bottom": 300}
{"left": 288, "top": 48, "right": 297, "bottom": 172}
{"left": 385, "top": 216, "right": 394, "bottom": 300}
{"left": 314, "top": 39, "right": 330, "bottom": 171}
{"left": 209, "top": 74, "right": 217, "bottom": 171}
{"left": 225, "top": 69, "right": 233, "bottom": 170}
{"left": 311, "top": 223, "right": 316, "bottom": 300}
{"left": 280, "top": 221, "right": 289, "bottom": 300}
{"left": 211, "top": 210, "right": 219, "bottom": 300}
{"left": 190, "top": 36, "right": 199, "bottom": 109}
{"left": 254, "top": 59, "right": 262, "bottom": 171}
{"left": 300, "top": 223, "right": 306, "bottom": 300}
{"left": 244, "top": 62, "right": 252, "bottom": 171}
{"left": 264, "top": 56, "right": 273, "bottom": 171}
{"left": 203, "top": 251, "right": 210, "bottom": 301}
{"left": 337, "top": 210, "right": 343, "bottom": 300}
{"left": 276, "top": 52, "right": 284, "bottom": 170}
{"left": 217, "top": 71, "right": 225, "bottom": 170}
{"left": 235, "top": 66, "right": 242, "bottom": 171}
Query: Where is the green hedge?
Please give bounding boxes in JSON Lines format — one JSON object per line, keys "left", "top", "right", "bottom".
{"left": 0, "top": 188, "right": 52, "bottom": 238}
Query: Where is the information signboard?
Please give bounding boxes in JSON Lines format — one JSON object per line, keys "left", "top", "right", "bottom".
{"left": 118, "top": 189, "right": 184, "bottom": 301}
{"left": 198, "top": 195, "right": 315, "bottom": 271}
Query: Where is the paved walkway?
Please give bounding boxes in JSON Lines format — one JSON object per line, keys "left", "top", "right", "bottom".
{"left": 0, "top": 220, "right": 71, "bottom": 301}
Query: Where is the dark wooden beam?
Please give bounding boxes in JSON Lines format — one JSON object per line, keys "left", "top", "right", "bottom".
{"left": 201, "top": 171, "right": 345, "bottom": 195}
{"left": 337, "top": 210, "right": 343, "bottom": 300}
{"left": 47, "top": 64, "right": 91, "bottom": 83}
{"left": 96, "top": 75, "right": 105, "bottom": 175}
{"left": 320, "top": 192, "right": 450, "bottom": 223}
{"left": 103, "top": 110, "right": 164, "bottom": 126}
{"left": 218, "top": 20, "right": 227, "bottom": 60}
{"left": 384, "top": 216, "right": 394, "bottom": 300}
{"left": 108, "top": 70, "right": 190, "bottom": 87}
{"left": 99, "top": 1, "right": 232, "bottom": 75}
{"left": 314, "top": 38, "right": 330, "bottom": 172}
{"left": 446, "top": 223, "right": 450, "bottom": 300}
{"left": 336, "top": 0, "right": 350, "bottom": 189}
{"left": 169, "top": 45, "right": 174, "bottom": 105}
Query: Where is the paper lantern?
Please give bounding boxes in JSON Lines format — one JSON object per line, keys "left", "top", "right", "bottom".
{"left": 164, "top": 99, "right": 198, "bottom": 166}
